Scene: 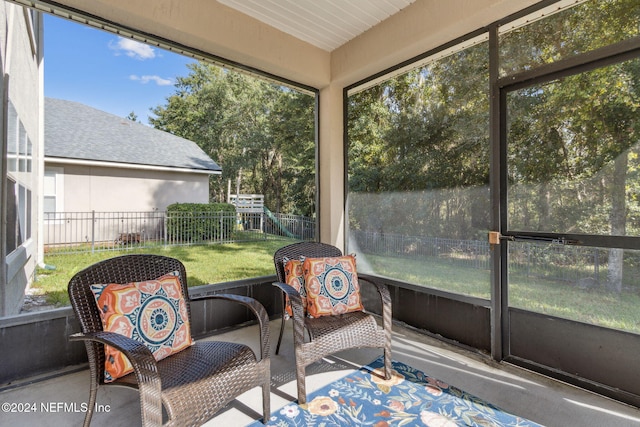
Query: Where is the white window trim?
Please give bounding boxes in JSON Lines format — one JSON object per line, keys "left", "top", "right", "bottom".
{"left": 43, "top": 166, "right": 64, "bottom": 220}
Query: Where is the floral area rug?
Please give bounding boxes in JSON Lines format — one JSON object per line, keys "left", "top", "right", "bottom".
{"left": 248, "top": 357, "right": 543, "bottom": 426}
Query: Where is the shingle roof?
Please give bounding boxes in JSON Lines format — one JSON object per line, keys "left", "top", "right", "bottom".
{"left": 44, "top": 97, "right": 221, "bottom": 173}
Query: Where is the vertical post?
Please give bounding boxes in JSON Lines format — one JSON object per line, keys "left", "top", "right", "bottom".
{"left": 91, "top": 210, "right": 95, "bottom": 253}
{"left": 489, "top": 23, "right": 504, "bottom": 361}
{"left": 594, "top": 249, "right": 600, "bottom": 283}
{"left": 0, "top": 74, "right": 8, "bottom": 317}
{"left": 163, "top": 211, "right": 168, "bottom": 247}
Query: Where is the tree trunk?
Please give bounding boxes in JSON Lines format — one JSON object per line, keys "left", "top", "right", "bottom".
{"left": 607, "top": 151, "right": 628, "bottom": 293}
{"left": 538, "top": 181, "right": 550, "bottom": 232}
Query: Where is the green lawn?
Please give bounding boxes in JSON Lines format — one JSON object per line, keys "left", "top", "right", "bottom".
{"left": 364, "top": 253, "right": 640, "bottom": 334}
{"left": 33, "top": 242, "right": 640, "bottom": 335}
{"left": 35, "top": 240, "right": 293, "bottom": 306}
{"left": 363, "top": 254, "right": 491, "bottom": 298}
{"left": 508, "top": 275, "right": 640, "bottom": 333}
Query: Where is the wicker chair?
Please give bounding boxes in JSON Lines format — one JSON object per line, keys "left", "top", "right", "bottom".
{"left": 68, "top": 254, "right": 270, "bottom": 427}
{"left": 272, "top": 242, "right": 392, "bottom": 404}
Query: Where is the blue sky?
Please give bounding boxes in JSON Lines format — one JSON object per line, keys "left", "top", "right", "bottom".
{"left": 44, "top": 14, "right": 195, "bottom": 124}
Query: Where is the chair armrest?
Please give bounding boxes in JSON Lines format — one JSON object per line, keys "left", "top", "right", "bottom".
{"left": 357, "top": 273, "right": 393, "bottom": 332}
{"left": 358, "top": 273, "right": 392, "bottom": 305}
{"left": 70, "top": 330, "right": 158, "bottom": 371}
{"left": 190, "top": 293, "right": 270, "bottom": 360}
{"left": 271, "top": 282, "right": 306, "bottom": 347}
{"left": 69, "top": 331, "right": 163, "bottom": 426}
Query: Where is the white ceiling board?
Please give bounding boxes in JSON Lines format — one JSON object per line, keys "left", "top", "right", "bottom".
{"left": 217, "top": 0, "right": 416, "bottom": 52}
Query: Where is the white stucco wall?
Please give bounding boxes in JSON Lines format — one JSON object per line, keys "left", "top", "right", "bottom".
{"left": 53, "top": 163, "right": 211, "bottom": 212}
{"left": 0, "top": 3, "right": 43, "bottom": 316}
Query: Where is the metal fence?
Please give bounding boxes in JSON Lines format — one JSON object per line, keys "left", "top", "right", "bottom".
{"left": 351, "top": 230, "right": 491, "bottom": 270}
{"left": 351, "top": 230, "right": 614, "bottom": 286}
{"left": 45, "top": 212, "right": 613, "bottom": 287}
{"left": 44, "top": 210, "right": 315, "bottom": 254}
{"left": 507, "top": 240, "right": 608, "bottom": 285}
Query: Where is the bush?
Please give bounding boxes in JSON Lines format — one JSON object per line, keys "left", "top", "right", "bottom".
{"left": 166, "top": 203, "right": 236, "bottom": 242}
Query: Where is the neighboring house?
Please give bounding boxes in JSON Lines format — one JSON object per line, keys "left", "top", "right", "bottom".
{"left": 0, "top": 4, "right": 43, "bottom": 316}
{"left": 44, "top": 97, "right": 221, "bottom": 214}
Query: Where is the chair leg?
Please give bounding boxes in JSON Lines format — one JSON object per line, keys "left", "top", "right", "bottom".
{"left": 276, "top": 316, "right": 286, "bottom": 355}
{"left": 275, "top": 295, "right": 287, "bottom": 355}
{"left": 384, "top": 346, "right": 392, "bottom": 380}
{"left": 83, "top": 380, "right": 98, "bottom": 427}
{"left": 82, "top": 342, "right": 100, "bottom": 427}
{"left": 262, "top": 378, "right": 271, "bottom": 423}
{"left": 296, "top": 361, "right": 307, "bottom": 405}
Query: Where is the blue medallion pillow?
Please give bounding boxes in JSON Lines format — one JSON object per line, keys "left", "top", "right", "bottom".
{"left": 90, "top": 271, "right": 193, "bottom": 382}
{"left": 302, "top": 255, "right": 364, "bottom": 317}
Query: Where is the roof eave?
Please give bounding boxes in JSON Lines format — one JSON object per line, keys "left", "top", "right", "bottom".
{"left": 44, "top": 156, "right": 222, "bottom": 175}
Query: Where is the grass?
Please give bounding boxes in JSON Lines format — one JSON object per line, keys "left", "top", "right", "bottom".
{"left": 508, "top": 274, "right": 640, "bottom": 333}
{"left": 364, "top": 253, "right": 640, "bottom": 334}
{"left": 34, "top": 239, "right": 293, "bottom": 307}
{"left": 363, "top": 254, "right": 491, "bottom": 299}
{"left": 31, "top": 242, "right": 640, "bottom": 335}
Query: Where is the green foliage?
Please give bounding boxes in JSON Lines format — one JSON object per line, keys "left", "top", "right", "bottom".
{"left": 347, "top": 0, "right": 640, "bottom": 293}
{"left": 348, "top": 41, "right": 491, "bottom": 240}
{"left": 149, "top": 64, "right": 316, "bottom": 216}
{"left": 166, "top": 202, "right": 236, "bottom": 242}
{"left": 347, "top": 0, "right": 640, "bottom": 244}
{"left": 125, "top": 111, "right": 139, "bottom": 122}
{"left": 499, "top": 0, "right": 640, "bottom": 76}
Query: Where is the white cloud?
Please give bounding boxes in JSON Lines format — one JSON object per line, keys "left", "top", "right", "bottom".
{"left": 109, "top": 37, "right": 156, "bottom": 60}
{"left": 129, "top": 75, "right": 173, "bottom": 86}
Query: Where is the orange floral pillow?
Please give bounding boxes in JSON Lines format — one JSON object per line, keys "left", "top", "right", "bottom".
{"left": 90, "top": 272, "right": 194, "bottom": 382}
{"left": 302, "top": 255, "right": 364, "bottom": 318}
{"left": 283, "top": 258, "right": 307, "bottom": 318}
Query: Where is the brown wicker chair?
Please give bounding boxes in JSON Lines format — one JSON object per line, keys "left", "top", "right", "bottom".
{"left": 272, "top": 242, "right": 392, "bottom": 404}
{"left": 68, "top": 254, "right": 270, "bottom": 427}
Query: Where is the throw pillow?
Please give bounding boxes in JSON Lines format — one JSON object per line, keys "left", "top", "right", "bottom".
{"left": 283, "top": 257, "right": 307, "bottom": 318}
{"left": 90, "top": 271, "right": 194, "bottom": 382}
{"left": 303, "top": 255, "right": 364, "bottom": 317}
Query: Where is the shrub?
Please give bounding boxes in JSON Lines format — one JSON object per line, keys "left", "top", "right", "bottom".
{"left": 166, "top": 203, "right": 236, "bottom": 242}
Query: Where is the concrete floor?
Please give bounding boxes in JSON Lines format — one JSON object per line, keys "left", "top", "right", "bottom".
{"left": 2, "top": 320, "right": 640, "bottom": 427}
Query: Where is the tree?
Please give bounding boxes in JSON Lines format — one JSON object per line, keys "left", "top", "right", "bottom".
{"left": 149, "top": 63, "right": 316, "bottom": 216}
{"left": 503, "top": 0, "right": 640, "bottom": 291}
{"left": 347, "top": 41, "right": 490, "bottom": 239}
{"left": 347, "top": 0, "right": 640, "bottom": 292}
